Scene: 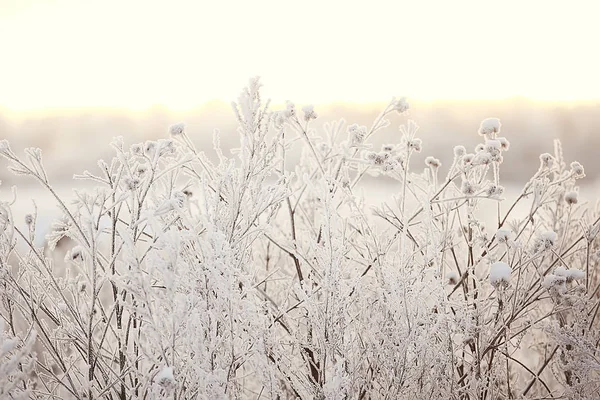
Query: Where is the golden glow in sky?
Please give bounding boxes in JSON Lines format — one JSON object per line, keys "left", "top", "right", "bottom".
{"left": 1, "top": 0, "right": 599, "bottom": 110}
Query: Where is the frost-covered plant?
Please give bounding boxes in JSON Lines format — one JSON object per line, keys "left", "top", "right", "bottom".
{"left": 1, "top": 78, "right": 600, "bottom": 399}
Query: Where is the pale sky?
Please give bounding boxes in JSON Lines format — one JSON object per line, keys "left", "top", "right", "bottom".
{"left": 1, "top": 0, "right": 599, "bottom": 110}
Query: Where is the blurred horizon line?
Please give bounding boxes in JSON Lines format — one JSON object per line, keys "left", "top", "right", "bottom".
{"left": 2, "top": 95, "right": 600, "bottom": 119}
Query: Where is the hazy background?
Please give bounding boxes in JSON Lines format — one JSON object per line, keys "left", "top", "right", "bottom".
{"left": 2, "top": 98, "right": 600, "bottom": 186}
{"left": 1, "top": 0, "right": 600, "bottom": 189}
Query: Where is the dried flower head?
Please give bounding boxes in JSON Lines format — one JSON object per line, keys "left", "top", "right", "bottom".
{"left": 486, "top": 184, "right": 504, "bottom": 197}
{"left": 453, "top": 145, "right": 466, "bottom": 157}
{"left": 490, "top": 261, "right": 511, "bottom": 287}
{"left": 130, "top": 143, "right": 144, "bottom": 156}
{"left": 168, "top": 123, "right": 185, "bottom": 137}
{"left": 478, "top": 118, "right": 501, "bottom": 136}
{"left": 532, "top": 230, "right": 558, "bottom": 253}
{"left": 425, "top": 156, "right": 441, "bottom": 168}
{"left": 497, "top": 137, "right": 510, "bottom": 151}
{"left": 302, "top": 105, "right": 318, "bottom": 121}
{"left": 461, "top": 180, "right": 476, "bottom": 196}
{"left": 364, "top": 151, "right": 377, "bottom": 161}
{"left": 348, "top": 124, "right": 367, "bottom": 146}
{"left": 144, "top": 141, "right": 157, "bottom": 155}
{"left": 392, "top": 97, "right": 410, "bottom": 114}
{"left": 123, "top": 177, "right": 141, "bottom": 191}
{"left": 570, "top": 161, "right": 585, "bottom": 178}
{"left": 564, "top": 191, "right": 578, "bottom": 205}
{"left": 554, "top": 266, "right": 586, "bottom": 282}
{"left": 24, "top": 214, "right": 33, "bottom": 226}
{"left": 495, "top": 228, "right": 512, "bottom": 244}
{"left": 539, "top": 153, "right": 554, "bottom": 169}
{"left": 447, "top": 271, "right": 459, "bottom": 285}
{"left": 284, "top": 101, "right": 296, "bottom": 118}
{"left": 408, "top": 138, "right": 422, "bottom": 152}
{"left": 69, "top": 246, "right": 84, "bottom": 262}
{"left": 381, "top": 144, "right": 395, "bottom": 153}
{"left": 136, "top": 163, "right": 149, "bottom": 176}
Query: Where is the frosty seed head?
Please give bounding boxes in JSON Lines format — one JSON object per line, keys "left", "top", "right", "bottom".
{"left": 144, "top": 141, "right": 156, "bottom": 155}
{"left": 570, "top": 161, "right": 585, "bottom": 178}
{"left": 302, "top": 105, "right": 318, "bottom": 121}
{"left": 425, "top": 156, "right": 441, "bottom": 168}
{"left": 392, "top": 97, "right": 409, "bottom": 114}
{"left": 475, "top": 143, "right": 485, "bottom": 153}
{"left": 168, "top": 123, "right": 185, "bottom": 137}
{"left": 564, "top": 191, "right": 578, "bottom": 205}
{"left": 539, "top": 153, "right": 554, "bottom": 169}
{"left": 136, "top": 163, "right": 149, "bottom": 176}
{"left": 490, "top": 261, "right": 512, "bottom": 287}
{"left": 24, "top": 214, "right": 33, "bottom": 226}
{"left": 364, "top": 151, "right": 377, "bottom": 161}
{"left": 381, "top": 144, "right": 395, "bottom": 153}
{"left": 497, "top": 137, "right": 510, "bottom": 151}
{"left": 69, "top": 246, "right": 84, "bottom": 262}
{"left": 273, "top": 111, "right": 287, "bottom": 128}
{"left": 382, "top": 160, "right": 399, "bottom": 172}
{"left": 485, "top": 139, "right": 501, "bottom": 152}
{"left": 155, "top": 366, "right": 176, "bottom": 387}
{"left": 347, "top": 124, "right": 367, "bottom": 146}
{"left": 495, "top": 228, "right": 512, "bottom": 244}
{"left": 486, "top": 184, "right": 504, "bottom": 197}
{"left": 554, "top": 266, "right": 585, "bottom": 282}
{"left": 462, "top": 153, "right": 474, "bottom": 164}
{"left": 284, "top": 101, "right": 296, "bottom": 118}
{"left": 533, "top": 230, "right": 558, "bottom": 253}
{"left": 373, "top": 153, "right": 386, "bottom": 166}
{"left": 461, "top": 180, "right": 476, "bottom": 196}
{"left": 408, "top": 138, "right": 422, "bottom": 152}
{"left": 542, "top": 274, "right": 566, "bottom": 291}
{"left": 447, "top": 271, "right": 459, "bottom": 285}
{"left": 130, "top": 143, "right": 143, "bottom": 156}
{"left": 473, "top": 152, "right": 492, "bottom": 166}
{"left": 478, "top": 118, "right": 501, "bottom": 136}
{"left": 453, "top": 145, "right": 466, "bottom": 157}
{"left": 157, "top": 139, "right": 176, "bottom": 157}
{"left": 317, "top": 142, "right": 330, "bottom": 153}
{"left": 123, "top": 177, "right": 140, "bottom": 191}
